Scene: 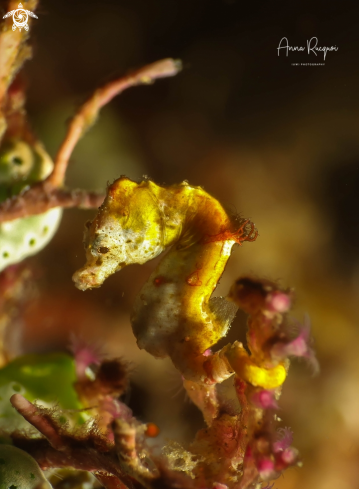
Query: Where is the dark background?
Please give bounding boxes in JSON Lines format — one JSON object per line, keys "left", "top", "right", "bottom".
{"left": 3, "top": 1, "right": 359, "bottom": 488}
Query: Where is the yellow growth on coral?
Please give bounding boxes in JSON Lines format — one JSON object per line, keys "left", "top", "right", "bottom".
{"left": 244, "top": 362, "right": 286, "bottom": 389}
{"left": 208, "top": 341, "right": 287, "bottom": 389}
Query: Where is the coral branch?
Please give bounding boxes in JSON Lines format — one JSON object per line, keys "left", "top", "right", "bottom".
{"left": 0, "top": 59, "right": 181, "bottom": 225}
{"left": 10, "top": 394, "right": 65, "bottom": 449}
{"left": 0, "top": 182, "right": 104, "bottom": 222}
{"left": 9, "top": 395, "right": 139, "bottom": 489}
{"left": 0, "top": 0, "right": 38, "bottom": 140}
{"left": 95, "top": 473, "right": 130, "bottom": 489}
{"left": 9, "top": 398, "right": 192, "bottom": 489}
{"left": 49, "top": 58, "right": 182, "bottom": 187}
{"left": 11, "top": 437, "right": 133, "bottom": 487}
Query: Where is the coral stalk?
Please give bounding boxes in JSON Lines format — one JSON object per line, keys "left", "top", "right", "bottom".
{"left": 49, "top": 58, "right": 182, "bottom": 187}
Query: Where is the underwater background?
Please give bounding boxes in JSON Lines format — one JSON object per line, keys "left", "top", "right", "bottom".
{"left": 16, "top": 1, "right": 359, "bottom": 488}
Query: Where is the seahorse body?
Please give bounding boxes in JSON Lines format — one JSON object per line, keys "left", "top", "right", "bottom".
{"left": 74, "top": 177, "right": 253, "bottom": 382}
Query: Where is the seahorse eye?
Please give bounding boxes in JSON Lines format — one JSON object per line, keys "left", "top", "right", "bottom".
{"left": 98, "top": 246, "right": 110, "bottom": 254}
{"left": 12, "top": 156, "right": 23, "bottom": 166}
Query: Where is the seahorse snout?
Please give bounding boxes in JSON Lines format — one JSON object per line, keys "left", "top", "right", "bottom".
{"left": 72, "top": 265, "right": 104, "bottom": 290}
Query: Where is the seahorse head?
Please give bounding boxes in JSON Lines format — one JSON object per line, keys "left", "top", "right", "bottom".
{"left": 73, "top": 177, "right": 166, "bottom": 291}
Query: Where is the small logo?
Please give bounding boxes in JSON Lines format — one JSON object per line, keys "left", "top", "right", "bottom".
{"left": 2, "top": 2, "right": 38, "bottom": 32}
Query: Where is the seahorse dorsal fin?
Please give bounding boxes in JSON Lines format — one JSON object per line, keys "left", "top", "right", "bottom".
{"left": 208, "top": 296, "right": 238, "bottom": 337}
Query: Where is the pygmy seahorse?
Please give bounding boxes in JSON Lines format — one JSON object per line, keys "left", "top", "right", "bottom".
{"left": 73, "top": 177, "right": 259, "bottom": 384}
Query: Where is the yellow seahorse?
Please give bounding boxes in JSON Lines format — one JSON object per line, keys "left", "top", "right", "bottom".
{"left": 73, "top": 177, "right": 285, "bottom": 388}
